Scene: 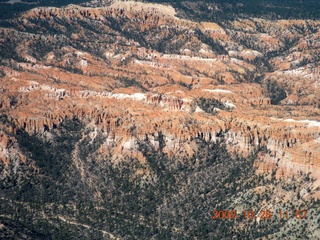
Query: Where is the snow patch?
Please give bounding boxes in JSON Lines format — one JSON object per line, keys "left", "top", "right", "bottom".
{"left": 112, "top": 93, "right": 130, "bottom": 99}
{"left": 105, "top": 52, "right": 114, "bottom": 58}
{"left": 41, "top": 85, "right": 53, "bottom": 91}
{"left": 131, "top": 93, "right": 146, "bottom": 101}
{"left": 282, "top": 68, "right": 308, "bottom": 77}
{"left": 195, "top": 106, "right": 205, "bottom": 113}
{"left": 283, "top": 119, "right": 320, "bottom": 127}
{"left": 79, "top": 59, "right": 88, "bottom": 67}
{"left": 308, "top": 121, "right": 320, "bottom": 127}
{"left": 283, "top": 119, "right": 295, "bottom": 122}
{"left": 162, "top": 54, "right": 216, "bottom": 62}
{"left": 27, "top": 81, "right": 39, "bottom": 85}
{"left": 225, "top": 100, "right": 235, "bottom": 108}
{"left": 203, "top": 89, "right": 233, "bottom": 94}
{"left": 122, "top": 138, "right": 136, "bottom": 150}
{"left": 112, "top": 93, "right": 146, "bottom": 101}
{"left": 182, "top": 98, "right": 192, "bottom": 103}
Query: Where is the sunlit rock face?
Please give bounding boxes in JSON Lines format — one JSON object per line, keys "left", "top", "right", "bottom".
{"left": 0, "top": 0, "right": 320, "bottom": 187}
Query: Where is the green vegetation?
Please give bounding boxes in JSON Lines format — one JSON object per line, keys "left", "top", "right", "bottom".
{"left": 265, "top": 80, "right": 287, "bottom": 105}
{"left": 1, "top": 119, "right": 319, "bottom": 239}
{"left": 0, "top": 0, "right": 319, "bottom": 238}
{"left": 195, "top": 97, "right": 228, "bottom": 113}
{"left": 0, "top": 0, "right": 90, "bottom": 19}
{"left": 194, "top": 29, "right": 228, "bottom": 55}
{"left": 149, "top": 0, "right": 320, "bottom": 22}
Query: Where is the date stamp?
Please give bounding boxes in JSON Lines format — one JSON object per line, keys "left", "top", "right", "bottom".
{"left": 212, "top": 209, "right": 308, "bottom": 220}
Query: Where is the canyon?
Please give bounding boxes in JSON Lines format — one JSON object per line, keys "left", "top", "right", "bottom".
{"left": 0, "top": 0, "right": 320, "bottom": 238}
{"left": 1, "top": 0, "right": 319, "bottom": 180}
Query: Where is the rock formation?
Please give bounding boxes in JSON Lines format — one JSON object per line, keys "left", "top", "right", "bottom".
{"left": 0, "top": 0, "right": 320, "bottom": 188}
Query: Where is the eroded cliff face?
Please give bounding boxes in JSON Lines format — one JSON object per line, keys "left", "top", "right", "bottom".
{"left": 0, "top": 0, "right": 320, "bottom": 193}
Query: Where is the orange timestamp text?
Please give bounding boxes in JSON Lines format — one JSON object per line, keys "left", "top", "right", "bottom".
{"left": 212, "top": 209, "right": 308, "bottom": 220}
